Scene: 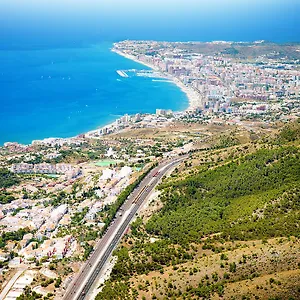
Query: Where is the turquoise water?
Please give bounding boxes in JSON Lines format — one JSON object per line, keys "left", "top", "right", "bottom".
{"left": 1, "top": 1, "right": 298, "bottom": 145}
{"left": 0, "top": 43, "right": 188, "bottom": 145}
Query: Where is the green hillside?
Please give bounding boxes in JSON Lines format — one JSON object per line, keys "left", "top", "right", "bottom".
{"left": 96, "top": 120, "right": 300, "bottom": 300}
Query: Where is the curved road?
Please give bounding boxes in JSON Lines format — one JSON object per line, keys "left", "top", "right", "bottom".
{"left": 63, "top": 156, "right": 187, "bottom": 300}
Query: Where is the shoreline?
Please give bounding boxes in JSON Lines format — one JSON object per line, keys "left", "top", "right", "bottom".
{"left": 76, "top": 48, "right": 202, "bottom": 142}
{"left": 111, "top": 48, "right": 202, "bottom": 111}
{"left": 2, "top": 46, "right": 199, "bottom": 147}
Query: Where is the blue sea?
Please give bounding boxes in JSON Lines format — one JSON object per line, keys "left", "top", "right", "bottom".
{"left": 0, "top": 43, "right": 188, "bottom": 145}
{"left": 0, "top": 0, "right": 299, "bottom": 145}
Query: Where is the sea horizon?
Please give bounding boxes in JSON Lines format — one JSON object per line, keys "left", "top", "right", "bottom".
{"left": 1, "top": 0, "right": 299, "bottom": 146}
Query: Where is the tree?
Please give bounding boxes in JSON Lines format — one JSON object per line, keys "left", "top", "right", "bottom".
{"left": 0, "top": 168, "right": 20, "bottom": 188}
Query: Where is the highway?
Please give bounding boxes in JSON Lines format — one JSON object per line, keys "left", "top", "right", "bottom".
{"left": 63, "top": 156, "right": 187, "bottom": 300}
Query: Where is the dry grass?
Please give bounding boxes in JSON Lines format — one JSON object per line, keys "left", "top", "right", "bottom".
{"left": 128, "top": 237, "right": 300, "bottom": 299}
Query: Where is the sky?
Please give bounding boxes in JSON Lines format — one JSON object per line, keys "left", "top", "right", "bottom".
{"left": 0, "top": 0, "right": 299, "bottom": 48}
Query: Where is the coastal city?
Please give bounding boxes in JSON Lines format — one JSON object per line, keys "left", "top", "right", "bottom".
{"left": 113, "top": 40, "right": 300, "bottom": 124}
{"left": 0, "top": 40, "right": 300, "bottom": 300}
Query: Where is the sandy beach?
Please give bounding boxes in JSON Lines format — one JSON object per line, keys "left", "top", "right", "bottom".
{"left": 112, "top": 48, "right": 203, "bottom": 111}
{"left": 83, "top": 49, "right": 203, "bottom": 140}
{"left": 17, "top": 48, "right": 202, "bottom": 146}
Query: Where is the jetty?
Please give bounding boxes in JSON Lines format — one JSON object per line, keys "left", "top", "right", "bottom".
{"left": 116, "top": 70, "right": 129, "bottom": 78}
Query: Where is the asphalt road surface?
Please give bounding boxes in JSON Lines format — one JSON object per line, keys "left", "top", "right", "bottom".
{"left": 63, "top": 156, "right": 187, "bottom": 300}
